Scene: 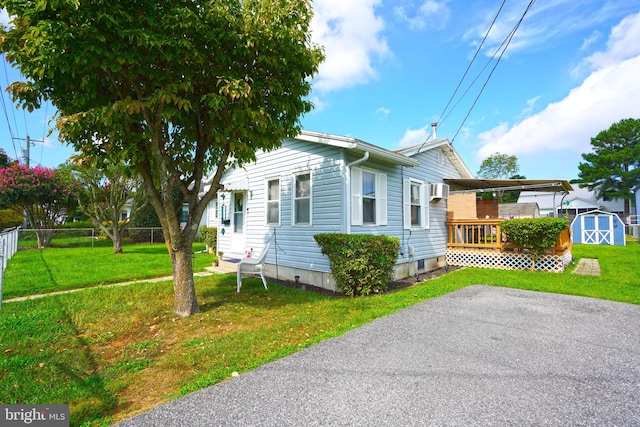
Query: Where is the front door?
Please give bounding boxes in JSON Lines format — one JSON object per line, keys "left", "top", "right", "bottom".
{"left": 231, "top": 191, "right": 247, "bottom": 254}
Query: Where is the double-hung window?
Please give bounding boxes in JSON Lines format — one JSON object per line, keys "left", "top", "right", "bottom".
{"left": 403, "top": 179, "right": 429, "bottom": 229}
{"left": 351, "top": 167, "right": 387, "bottom": 226}
{"left": 362, "top": 171, "right": 376, "bottom": 224}
{"left": 293, "top": 172, "right": 311, "bottom": 226}
{"left": 266, "top": 178, "right": 280, "bottom": 226}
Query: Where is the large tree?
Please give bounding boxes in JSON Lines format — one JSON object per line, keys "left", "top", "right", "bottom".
{"left": 67, "top": 158, "right": 146, "bottom": 254}
{"left": 0, "top": 0, "right": 323, "bottom": 316}
{"left": 574, "top": 118, "right": 640, "bottom": 219}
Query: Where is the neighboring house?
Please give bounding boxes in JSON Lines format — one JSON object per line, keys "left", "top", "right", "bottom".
{"left": 518, "top": 187, "right": 625, "bottom": 220}
{"left": 498, "top": 202, "right": 539, "bottom": 219}
{"left": 211, "top": 130, "right": 473, "bottom": 291}
{"left": 121, "top": 200, "right": 192, "bottom": 228}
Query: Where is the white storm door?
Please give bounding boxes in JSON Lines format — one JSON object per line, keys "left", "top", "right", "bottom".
{"left": 231, "top": 191, "right": 247, "bottom": 254}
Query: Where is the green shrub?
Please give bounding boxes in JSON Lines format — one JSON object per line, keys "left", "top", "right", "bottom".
{"left": 60, "top": 219, "right": 94, "bottom": 229}
{"left": 129, "top": 201, "right": 162, "bottom": 243}
{"left": 499, "top": 217, "right": 569, "bottom": 269}
{"left": 314, "top": 233, "right": 400, "bottom": 296}
{"left": 199, "top": 226, "right": 217, "bottom": 253}
{"left": 0, "top": 208, "right": 23, "bottom": 229}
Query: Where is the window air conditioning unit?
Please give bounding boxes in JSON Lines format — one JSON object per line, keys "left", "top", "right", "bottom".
{"left": 430, "top": 183, "right": 450, "bottom": 201}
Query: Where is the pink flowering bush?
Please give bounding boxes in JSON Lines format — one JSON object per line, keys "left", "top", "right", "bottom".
{"left": 0, "top": 164, "right": 76, "bottom": 248}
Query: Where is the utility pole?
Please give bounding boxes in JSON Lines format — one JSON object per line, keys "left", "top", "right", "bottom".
{"left": 15, "top": 135, "right": 44, "bottom": 168}
{"left": 13, "top": 135, "right": 44, "bottom": 229}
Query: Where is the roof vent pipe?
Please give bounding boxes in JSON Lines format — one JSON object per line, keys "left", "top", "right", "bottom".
{"left": 431, "top": 122, "right": 438, "bottom": 140}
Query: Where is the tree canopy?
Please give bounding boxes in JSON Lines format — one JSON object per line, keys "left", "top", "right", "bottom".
{"left": 476, "top": 153, "right": 521, "bottom": 203}
{"left": 67, "top": 158, "right": 146, "bottom": 254}
{"left": 477, "top": 152, "right": 520, "bottom": 180}
{"left": 0, "top": 0, "right": 324, "bottom": 315}
{"left": 0, "top": 164, "right": 76, "bottom": 247}
{"left": 574, "top": 118, "right": 640, "bottom": 218}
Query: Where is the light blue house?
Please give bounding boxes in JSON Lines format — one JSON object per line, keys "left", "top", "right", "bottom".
{"left": 210, "top": 130, "right": 473, "bottom": 291}
{"left": 571, "top": 209, "right": 626, "bottom": 246}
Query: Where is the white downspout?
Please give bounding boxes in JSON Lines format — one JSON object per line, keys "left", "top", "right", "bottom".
{"left": 345, "top": 152, "right": 370, "bottom": 235}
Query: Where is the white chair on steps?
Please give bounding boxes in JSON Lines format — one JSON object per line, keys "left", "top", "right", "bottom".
{"left": 237, "top": 242, "right": 271, "bottom": 292}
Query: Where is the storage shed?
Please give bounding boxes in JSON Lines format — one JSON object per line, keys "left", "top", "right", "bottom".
{"left": 571, "top": 209, "right": 626, "bottom": 246}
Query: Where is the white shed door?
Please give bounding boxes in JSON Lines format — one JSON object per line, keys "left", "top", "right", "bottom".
{"left": 581, "top": 215, "right": 613, "bottom": 245}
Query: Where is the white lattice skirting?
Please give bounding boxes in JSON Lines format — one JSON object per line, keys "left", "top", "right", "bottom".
{"left": 446, "top": 249, "right": 572, "bottom": 273}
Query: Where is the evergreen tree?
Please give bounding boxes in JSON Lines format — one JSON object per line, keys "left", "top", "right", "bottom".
{"left": 574, "top": 118, "right": 640, "bottom": 218}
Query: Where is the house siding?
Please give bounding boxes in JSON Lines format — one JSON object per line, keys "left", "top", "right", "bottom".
{"left": 217, "top": 138, "right": 345, "bottom": 274}
{"left": 213, "top": 135, "right": 471, "bottom": 291}
{"left": 400, "top": 148, "right": 461, "bottom": 262}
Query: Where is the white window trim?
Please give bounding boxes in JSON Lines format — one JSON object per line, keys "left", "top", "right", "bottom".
{"left": 403, "top": 179, "right": 430, "bottom": 230}
{"left": 265, "top": 177, "right": 281, "bottom": 226}
{"left": 351, "top": 166, "right": 387, "bottom": 226}
{"left": 292, "top": 170, "right": 312, "bottom": 227}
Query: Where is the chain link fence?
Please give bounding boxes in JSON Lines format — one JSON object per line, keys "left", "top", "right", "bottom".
{"left": 17, "top": 227, "right": 168, "bottom": 249}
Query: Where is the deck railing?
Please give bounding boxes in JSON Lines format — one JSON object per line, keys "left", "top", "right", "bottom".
{"left": 446, "top": 219, "right": 571, "bottom": 255}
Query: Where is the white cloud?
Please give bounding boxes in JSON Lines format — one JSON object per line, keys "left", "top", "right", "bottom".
{"left": 585, "top": 12, "right": 640, "bottom": 69}
{"left": 477, "top": 11, "right": 640, "bottom": 162}
{"left": 397, "top": 125, "right": 431, "bottom": 147}
{"left": 519, "top": 95, "right": 541, "bottom": 118}
{"left": 310, "top": 0, "right": 389, "bottom": 92}
{"left": 309, "top": 96, "right": 327, "bottom": 113}
{"left": 393, "top": 0, "right": 451, "bottom": 31}
{"left": 580, "top": 30, "right": 601, "bottom": 52}
{"left": 375, "top": 106, "right": 390, "bottom": 117}
{"left": 464, "top": 0, "right": 639, "bottom": 57}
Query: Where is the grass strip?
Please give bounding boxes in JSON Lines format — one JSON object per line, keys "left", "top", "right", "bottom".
{"left": 3, "top": 242, "right": 209, "bottom": 299}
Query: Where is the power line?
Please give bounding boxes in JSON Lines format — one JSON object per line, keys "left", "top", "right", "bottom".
{"left": 437, "top": 0, "right": 507, "bottom": 127}
{"left": 0, "top": 59, "right": 19, "bottom": 160}
{"left": 450, "top": 0, "right": 537, "bottom": 144}
{"left": 440, "top": 17, "right": 516, "bottom": 128}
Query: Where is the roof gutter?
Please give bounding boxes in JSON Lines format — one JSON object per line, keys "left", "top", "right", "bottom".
{"left": 347, "top": 151, "right": 369, "bottom": 168}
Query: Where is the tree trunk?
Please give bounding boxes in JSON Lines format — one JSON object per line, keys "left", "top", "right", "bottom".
{"left": 35, "top": 229, "right": 54, "bottom": 249}
{"left": 112, "top": 222, "right": 123, "bottom": 254}
{"left": 170, "top": 242, "right": 200, "bottom": 316}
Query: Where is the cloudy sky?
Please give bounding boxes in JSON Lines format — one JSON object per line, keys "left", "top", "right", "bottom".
{"left": 1, "top": 1, "right": 639, "bottom": 180}
{"left": 303, "top": 0, "right": 640, "bottom": 180}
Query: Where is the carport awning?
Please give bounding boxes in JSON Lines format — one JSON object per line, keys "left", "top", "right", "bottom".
{"left": 444, "top": 178, "right": 573, "bottom": 194}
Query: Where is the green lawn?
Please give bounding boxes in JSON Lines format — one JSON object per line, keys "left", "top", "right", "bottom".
{"left": 0, "top": 241, "right": 638, "bottom": 426}
{"left": 2, "top": 241, "right": 210, "bottom": 299}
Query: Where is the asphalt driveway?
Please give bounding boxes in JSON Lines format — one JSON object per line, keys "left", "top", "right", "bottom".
{"left": 115, "top": 286, "right": 640, "bottom": 426}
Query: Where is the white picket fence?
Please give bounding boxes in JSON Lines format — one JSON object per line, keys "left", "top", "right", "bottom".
{"left": 0, "top": 227, "right": 20, "bottom": 307}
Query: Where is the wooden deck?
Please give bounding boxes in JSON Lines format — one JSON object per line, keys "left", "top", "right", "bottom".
{"left": 445, "top": 219, "right": 572, "bottom": 272}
